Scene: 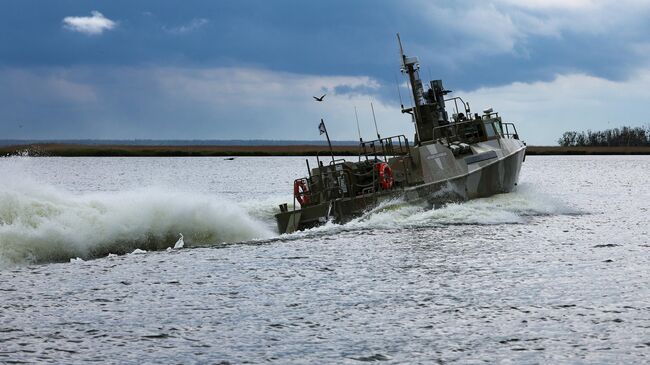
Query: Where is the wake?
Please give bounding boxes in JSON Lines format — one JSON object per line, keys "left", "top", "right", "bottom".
{"left": 0, "top": 156, "right": 577, "bottom": 268}
{"left": 0, "top": 179, "right": 275, "bottom": 268}
{"left": 280, "top": 183, "right": 579, "bottom": 238}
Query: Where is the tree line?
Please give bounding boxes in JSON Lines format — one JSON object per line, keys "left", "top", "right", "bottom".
{"left": 557, "top": 125, "right": 650, "bottom": 147}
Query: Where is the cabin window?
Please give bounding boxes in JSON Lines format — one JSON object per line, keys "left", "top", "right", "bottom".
{"left": 483, "top": 122, "right": 497, "bottom": 138}
{"left": 494, "top": 122, "right": 503, "bottom": 136}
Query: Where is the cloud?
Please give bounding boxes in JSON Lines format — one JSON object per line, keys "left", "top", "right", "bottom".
{"left": 0, "top": 66, "right": 403, "bottom": 140}
{"left": 3, "top": 64, "right": 650, "bottom": 144}
{"left": 459, "top": 69, "right": 650, "bottom": 144}
{"left": 149, "top": 67, "right": 396, "bottom": 139}
{"left": 62, "top": 11, "right": 116, "bottom": 35}
{"left": 497, "top": 0, "right": 594, "bottom": 10}
{"left": 166, "top": 18, "right": 209, "bottom": 34}
{"left": 423, "top": 3, "right": 520, "bottom": 56}
{"left": 414, "top": 0, "right": 650, "bottom": 63}
{"left": 1, "top": 69, "right": 98, "bottom": 104}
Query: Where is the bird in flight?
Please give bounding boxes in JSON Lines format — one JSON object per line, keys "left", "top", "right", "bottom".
{"left": 313, "top": 94, "right": 326, "bottom": 102}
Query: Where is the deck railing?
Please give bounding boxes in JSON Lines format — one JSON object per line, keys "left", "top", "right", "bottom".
{"left": 501, "top": 122, "right": 520, "bottom": 139}
{"left": 359, "top": 135, "right": 410, "bottom": 162}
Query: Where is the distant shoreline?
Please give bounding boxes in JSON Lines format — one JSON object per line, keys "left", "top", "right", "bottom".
{"left": 2, "top": 143, "right": 650, "bottom": 157}
{"left": 524, "top": 146, "right": 650, "bottom": 155}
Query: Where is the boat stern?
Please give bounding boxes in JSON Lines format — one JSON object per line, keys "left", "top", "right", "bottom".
{"left": 275, "top": 203, "right": 331, "bottom": 234}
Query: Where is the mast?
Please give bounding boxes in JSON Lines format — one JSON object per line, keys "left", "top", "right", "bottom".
{"left": 397, "top": 33, "right": 450, "bottom": 145}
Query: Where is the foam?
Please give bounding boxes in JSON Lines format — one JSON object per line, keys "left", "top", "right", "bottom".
{"left": 0, "top": 172, "right": 274, "bottom": 268}
{"left": 0, "top": 155, "right": 576, "bottom": 268}
{"left": 282, "top": 183, "right": 578, "bottom": 238}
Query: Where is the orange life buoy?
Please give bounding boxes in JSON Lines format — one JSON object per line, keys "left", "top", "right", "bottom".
{"left": 293, "top": 179, "right": 310, "bottom": 205}
{"left": 376, "top": 162, "right": 394, "bottom": 190}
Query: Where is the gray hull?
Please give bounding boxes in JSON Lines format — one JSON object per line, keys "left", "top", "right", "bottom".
{"left": 275, "top": 37, "right": 530, "bottom": 234}
{"left": 404, "top": 145, "right": 525, "bottom": 205}
{"left": 275, "top": 141, "right": 526, "bottom": 234}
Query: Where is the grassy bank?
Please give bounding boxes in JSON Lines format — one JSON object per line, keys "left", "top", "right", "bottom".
{"left": 525, "top": 146, "right": 650, "bottom": 155}
{"left": 0, "top": 144, "right": 362, "bottom": 157}
{"left": 2, "top": 143, "right": 650, "bottom": 157}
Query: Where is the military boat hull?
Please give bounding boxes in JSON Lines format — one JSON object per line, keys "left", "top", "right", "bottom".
{"left": 274, "top": 35, "right": 527, "bottom": 234}
{"left": 276, "top": 140, "right": 525, "bottom": 234}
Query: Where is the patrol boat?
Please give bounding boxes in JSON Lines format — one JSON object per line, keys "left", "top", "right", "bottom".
{"left": 275, "top": 35, "right": 526, "bottom": 234}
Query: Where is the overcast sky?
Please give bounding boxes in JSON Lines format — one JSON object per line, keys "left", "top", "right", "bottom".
{"left": 1, "top": 0, "right": 650, "bottom": 145}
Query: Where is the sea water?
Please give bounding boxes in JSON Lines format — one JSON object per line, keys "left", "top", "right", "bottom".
{"left": 0, "top": 155, "right": 648, "bottom": 364}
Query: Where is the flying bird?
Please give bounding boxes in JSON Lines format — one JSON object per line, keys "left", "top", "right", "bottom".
{"left": 313, "top": 94, "right": 326, "bottom": 102}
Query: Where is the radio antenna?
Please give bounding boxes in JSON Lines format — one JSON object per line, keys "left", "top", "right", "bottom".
{"left": 354, "top": 106, "right": 363, "bottom": 143}
{"left": 394, "top": 74, "right": 404, "bottom": 110}
{"left": 370, "top": 102, "right": 381, "bottom": 140}
{"left": 397, "top": 33, "right": 405, "bottom": 60}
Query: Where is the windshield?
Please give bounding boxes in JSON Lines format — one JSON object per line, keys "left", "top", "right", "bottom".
{"left": 484, "top": 122, "right": 497, "bottom": 138}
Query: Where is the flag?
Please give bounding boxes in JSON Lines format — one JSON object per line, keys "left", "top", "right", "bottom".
{"left": 318, "top": 118, "right": 335, "bottom": 163}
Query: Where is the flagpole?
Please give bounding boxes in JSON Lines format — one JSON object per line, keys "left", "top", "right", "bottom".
{"left": 320, "top": 118, "right": 335, "bottom": 164}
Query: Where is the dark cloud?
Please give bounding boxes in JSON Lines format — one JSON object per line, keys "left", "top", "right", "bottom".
{"left": 1, "top": 0, "right": 650, "bottom": 143}
{"left": 3, "top": 0, "right": 650, "bottom": 86}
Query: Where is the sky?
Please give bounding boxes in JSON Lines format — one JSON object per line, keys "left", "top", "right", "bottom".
{"left": 1, "top": 0, "right": 650, "bottom": 145}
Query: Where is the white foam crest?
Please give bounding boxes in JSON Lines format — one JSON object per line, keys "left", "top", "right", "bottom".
{"left": 388, "top": 184, "right": 575, "bottom": 228}
{"left": 402, "top": 184, "right": 575, "bottom": 227}
{"left": 345, "top": 198, "right": 426, "bottom": 229}
{"left": 474, "top": 183, "right": 580, "bottom": 216}
{"left": 0, "top": 176, "right": 274, "bottom": 268}
{"left": 239, "top": 195, "right": 290, "bottom": 221}
{"left": 282, "top": 183, "right": 576, "bottom": 236}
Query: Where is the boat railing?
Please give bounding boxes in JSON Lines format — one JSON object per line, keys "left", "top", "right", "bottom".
{"left": 329, "top": 158, "right": 347, "bottom": 165}
{"left": 432, "top": 119, "right": 479, "bottom": 144}
{"left": 444, "top": 96, "right": 470, "bottom": 116}
{"left": 292, "top": 174, "right": 348, "bottom": 208}
{"left": 501, "top": 122, "right": 520, "bottom": 139}
{"left": 359, "top": 135, "right": 410, "bottom": 162}
{"left": 298, "top": 159, "right": 389, "bottom": 207}
{"left": 433, "top": 118, "right": 521, "bottom": 144}
{"left": 315, "top": 151, "right": 348, "bottom": 167}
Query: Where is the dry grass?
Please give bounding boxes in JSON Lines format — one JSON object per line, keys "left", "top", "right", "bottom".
{"left": 2, "top": 144, "right": 649, "bottom": 157}
{"left": 0, "top": 144, "right": 362, "bottom": 157}
{"left": 526, "top": 146, "right": 650, "bottom": 155}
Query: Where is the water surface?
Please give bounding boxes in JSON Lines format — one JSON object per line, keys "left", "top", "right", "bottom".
{"left": 0, "top": 155, "right": 648, "bottom": 363}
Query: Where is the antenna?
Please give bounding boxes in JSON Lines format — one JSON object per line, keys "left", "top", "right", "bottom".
{"left": 354, "top": 106, "right": 363, "bottom": 143}
{"left": 394, "top": 74, "right": 404, "bottom": 109}
{"left": 396, "top": 32, "right": 422, "bottom": 145}
{"left": 370, "top": 102, "right": 381, "bottom": 140}
{"left": 397, "top": 33, "right": 405, "bottom": 61}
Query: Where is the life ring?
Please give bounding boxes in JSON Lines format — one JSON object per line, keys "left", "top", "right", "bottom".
{"left": 376, "top": 162, "right": 394, "bottom": 190}
{"left": 293, "top": 179, "right": 310, "bottom": 206}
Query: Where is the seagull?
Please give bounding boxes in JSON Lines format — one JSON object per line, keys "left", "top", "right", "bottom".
{"left": 313, "top": 94, "right": 326, "bottom": 102}
{"left": 173, "top": 233, "right": 184, "bottom": 249}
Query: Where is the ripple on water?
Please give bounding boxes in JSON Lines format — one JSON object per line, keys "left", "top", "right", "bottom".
{"left": 0, "top": 156, "right": 649, "bottom": 363}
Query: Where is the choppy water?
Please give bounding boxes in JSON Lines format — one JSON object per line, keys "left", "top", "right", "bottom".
{"left": 0, "top": 155, "right": 648, "bottom": 364}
